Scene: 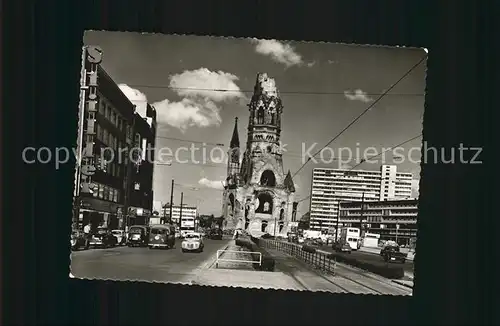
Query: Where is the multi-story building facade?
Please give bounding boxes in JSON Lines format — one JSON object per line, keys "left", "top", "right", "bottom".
{"left": 126, "top": 105, "right": 157, "bottom": 226}
{"left": 308, "top": 165, "right": 414, "bottom": 231}
{"left": 73, "top": 45, "right": 156, "bottom": 232}
{"left": 74, "top": 46, "right": 136, "bottom": 231}
{"left": 163, "top": 205, "right": 198, "bottom": 231}
{"left": 339, "top": 199, "right": 418, "bottom": 245}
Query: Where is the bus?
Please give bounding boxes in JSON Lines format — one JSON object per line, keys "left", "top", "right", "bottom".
{"left": 361, "top": 233, "right": 380, "bottom": 248}
{"left": 340, "top": 227, "right": 361, "bottom": 250}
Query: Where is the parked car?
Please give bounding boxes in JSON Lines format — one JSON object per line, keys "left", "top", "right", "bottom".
{"left": 332, "top": 241, "right": 352, "bottom": 254}
{"left": 380, "top": 243, "right": 408, "bottom": 263}
{"left": 127, "top": 225, "right": 149, "bottom": 247}
{"left": 208, "top": 228, "right": 223, "bottom": 240}
{"left": 70, "top": 230, "right": 88, "bottom": 251}
{"left": 111, "top": 230, "right": 126, "bottom": 246}
{"left": 181, "top": 232, "right": 204, "bottom": 253}
{"left": 90, "top": 227, "right": 118, "bottom": 248}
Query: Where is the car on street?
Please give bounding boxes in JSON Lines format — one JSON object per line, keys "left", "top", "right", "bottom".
{"left": 332, "top": 241, "right": 352, "bottom": 254}
{"left": 111, "top": 229, "right": 126, "bottom": 246}
{"left": 70, "top": 230, "right": 88, "bottom": 251}
{"left": 127, "top": 225, "right": 150, "bottom": 247}
{"left": 181, "top": 232, "right": 204, "bottom": 253}
{"left": 287, "top": 232, "right": 299, "bottom": 243}
{"left": 90, "top": 227, "right": 118, "bottom": 248}
{"left": 148, "top": 224, "right": 176, "bottom": 249}
{"left": 208, "top": 228, "right": 223, "bottom": 240}
{"left": 380, "top": 242, "right": 408, "bottom": 263}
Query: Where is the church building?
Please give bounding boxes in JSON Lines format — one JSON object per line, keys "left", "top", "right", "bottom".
{"left": 221, "top": 73, "right": 296, "bottom": 237}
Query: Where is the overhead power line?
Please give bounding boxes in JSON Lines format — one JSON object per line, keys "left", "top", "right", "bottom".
{"left": 293, "top": 133, "right": 423, "bottom": 204}
{"left": 291, "top": 55, "right": 427, "bottom": 179}
{"left": 125, "top": 84, "right": 424, "bottom": 97}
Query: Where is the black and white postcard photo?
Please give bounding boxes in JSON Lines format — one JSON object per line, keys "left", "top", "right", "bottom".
{"left": 63, "top": 31, "right": 427, "bottom": 295}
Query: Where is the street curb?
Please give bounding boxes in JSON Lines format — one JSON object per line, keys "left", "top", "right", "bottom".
{"left": 392, "top": 280, "right": 414, "bottom": 289}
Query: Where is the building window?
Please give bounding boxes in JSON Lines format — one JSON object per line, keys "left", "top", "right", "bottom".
{"left": 102, "top": 129, "right": 108, "bottom": 145}
{"left": 117, "top": 118, "right": 122, "bottom": 132}
{"left": 115, "top": 190, "right": 120, "bottom": 202}
{"left": 98, "top": 185, "right": 104, "bottom": 199}
{"left": 105, "top": 104, "right": 110, "bottom": 120}
{"left": 111, "top": 111, "right": 116, "bottom": 126}
{"left": 99, "top": 99, "right": 105, "bottom": 115}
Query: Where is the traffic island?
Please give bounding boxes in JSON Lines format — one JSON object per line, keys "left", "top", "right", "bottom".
{"left": 326, "top": 252, "right": 405, "bottom": 279}
{"left": 236, "top": 237, "right": 276, "bottom": 272}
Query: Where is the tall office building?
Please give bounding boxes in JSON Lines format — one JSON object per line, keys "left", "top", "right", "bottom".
{"left": 309, "top": 165, "right": 414, "bottom": 231}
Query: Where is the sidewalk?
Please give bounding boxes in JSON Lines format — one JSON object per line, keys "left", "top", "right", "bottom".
{"left": 265, "top": 248, "right": 346, "bottom": 293}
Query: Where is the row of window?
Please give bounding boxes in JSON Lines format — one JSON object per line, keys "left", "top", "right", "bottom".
{"left": 98, "top": 94, "right": 129, "bottom": 135}
{"left": 92, "top": 182, "right": 121, "bottom": 203}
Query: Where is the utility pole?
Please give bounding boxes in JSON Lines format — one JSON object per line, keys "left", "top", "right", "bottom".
{"left": 169, "top": 179, "right": 174, "bottom": 224}
{"left": 179, "top": 192, "right": 184, "bottom": 229}
{"left": 360, "top": 192, "right": 365, "bottom": 236}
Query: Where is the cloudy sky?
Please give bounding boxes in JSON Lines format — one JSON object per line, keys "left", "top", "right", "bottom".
{"left": 84, "top": 31, "right": 427, "bottom": 217}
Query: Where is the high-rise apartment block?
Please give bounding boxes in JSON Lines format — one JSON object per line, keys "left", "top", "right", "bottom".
{"left": 309, "top": 165, "right": 414, "bottom": 231}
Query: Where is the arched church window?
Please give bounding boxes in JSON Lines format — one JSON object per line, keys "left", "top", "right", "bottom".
{"left": 271, "top": 113, "right": 275, "bottom": 125}
{"left": 261, "top": 220, "right": 268, "bottom": 233}
{"left": 257, "top": 107, "right": 265, "bottom": 124}
{"left": 279, "top": 208, "right": 285, "bottom": 221}
{"left": 229, "top": 193, "right": 235, "bottom": 213}
{"left": 260, "top": 170, "right": 276, "bottom": 187}
{"left": 255, "top": 192, "right": 273, "bottom": 215}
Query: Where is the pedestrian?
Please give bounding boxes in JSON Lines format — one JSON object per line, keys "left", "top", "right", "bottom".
{"left": 83, "top": 222, "right": 91, "bottom": 249}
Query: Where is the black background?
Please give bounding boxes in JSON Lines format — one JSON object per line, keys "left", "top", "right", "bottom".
{"left": 2, "top": 1, "right": 496, "bottom": 325}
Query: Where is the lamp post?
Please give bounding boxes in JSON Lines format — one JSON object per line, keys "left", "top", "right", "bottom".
{"left": 335, "top": 200, "right": 342, "bottom": 242}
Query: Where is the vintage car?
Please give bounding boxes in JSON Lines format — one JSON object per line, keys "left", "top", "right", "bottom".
{"left": 332, "top": 241, "right": 352, "bottom": 254}
{"left": 380, "top": 243, "right": 408, "bottom": 263}
{"left": 127, "top": 225, "right": 149, "bottom": 247}
{"left": 148, "top": 224, "right": 176, "bottom": 249}
{"left": 181, "top": 232, "right": 204, "bottom": 253}
{"left": 287, "top": 232, "right": 299, "bottom": 243}
{"left": 111, "top": 229, "right": 126, "bottom": 246}
{"left": 70, "top": 230, "right": 88, "bottom": 251}
{"left": 89, "top": 227, "right": 118, "bottom": 248}
{"left": 208, "top": 228, "right": 223, "bottom": 240}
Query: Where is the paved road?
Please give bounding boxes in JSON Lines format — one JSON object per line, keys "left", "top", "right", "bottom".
{"left": 71, "top": 237, "right": 231, "bottom": 283}
{"left": 319, "top": 245, "right": 414, "bottom": 273}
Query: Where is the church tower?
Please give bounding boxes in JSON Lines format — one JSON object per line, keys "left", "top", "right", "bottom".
{"left": 222, "top": 73, "right": 295, "bottom": 236}
{"left": 221, "top": 118, "right": 241, "bottom": 229}
{"left": 226, "top": 117, "right": 240, "bottom": 188}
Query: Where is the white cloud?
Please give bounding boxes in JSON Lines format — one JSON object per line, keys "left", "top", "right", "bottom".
{"left": 339, "top": 163, "right": 352, "bottom": 169}
{"left": 153, "top": 68, "right": 245, "bottom": 132}
{"left": 411, "top": 179, "right": 420, "bottom": 197}
{"left": 169, "top": 68, "right": 244, "bottom": 101}
{"left": 198, "top": 177, "right": 224, "bottom": 190}
{"left": 344, "top": 89, "right": 373, "bottom": 103}
{"left": 252, "top": 39, "right": 305, "bottom": 67}
{"left": 306, "top": 61, "right": 316, "bottom": 68}
{"left": 153, "top": 98, "right": 221, "bottom": 133}
{"left": 327, "top": 59, "right": 339, "bottom": 64}
{"left": 118, "top": 84, "right": 148, "bottom": 117}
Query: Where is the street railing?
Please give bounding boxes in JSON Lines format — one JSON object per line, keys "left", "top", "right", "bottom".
{"left": 215, "top": 249, "right": 262, "bottom": 268}
{"left": 258, "top": 239, "right": 336, "bottom": 275}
